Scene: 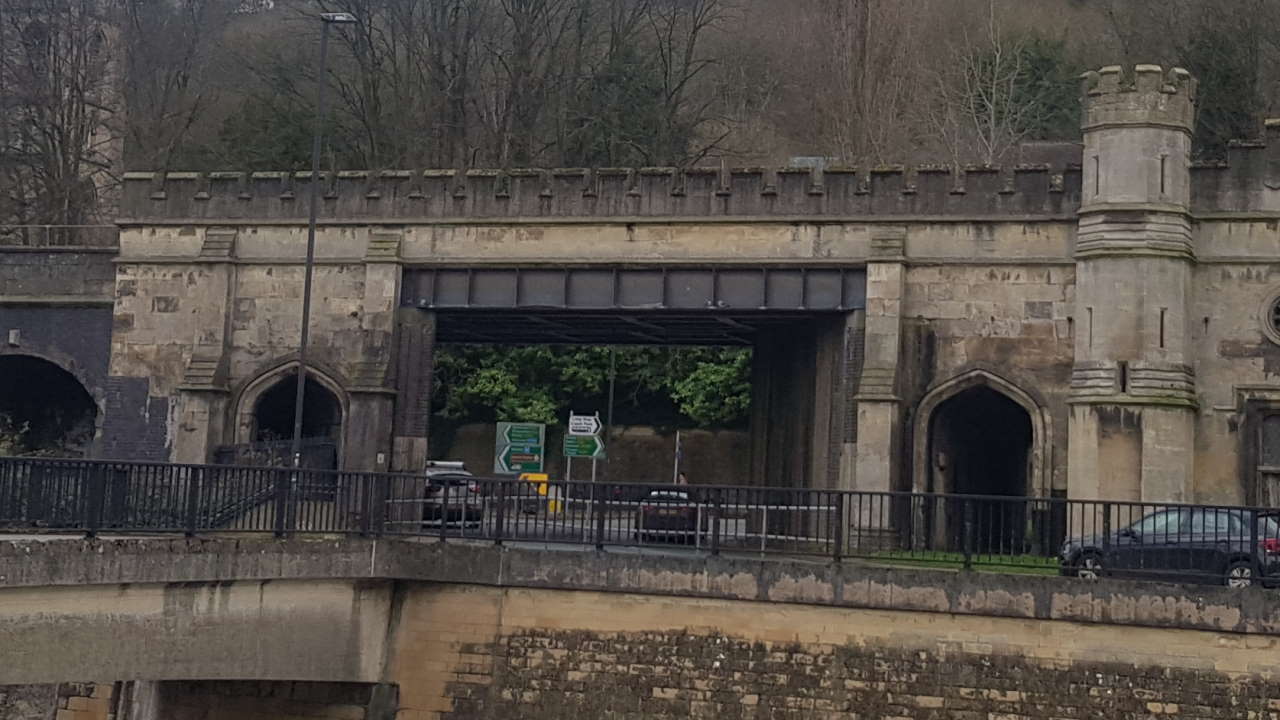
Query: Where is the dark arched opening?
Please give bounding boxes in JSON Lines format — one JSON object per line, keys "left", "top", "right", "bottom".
{"left": 928, "top": 385, "right": 1032, "bottom": 552}
{"left": 0, "top": 355, "right": 97, "bottom": 456}
{"left": 249, "top": 373, "right": 341, "bottom": 468}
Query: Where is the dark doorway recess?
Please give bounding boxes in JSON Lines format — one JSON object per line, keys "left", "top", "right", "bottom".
{"left": 0, "top": 355, "right": 96, "bottom": 456}
{"left": 243, "top": 374, "right": 342, "bottom": 469}
{"left": 929, "top": 385, "right": 1033, "bottom": 553}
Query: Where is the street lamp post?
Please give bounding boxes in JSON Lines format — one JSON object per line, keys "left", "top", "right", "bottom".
{"left": 290, "top": 11, "right": 357, "bottom": 470}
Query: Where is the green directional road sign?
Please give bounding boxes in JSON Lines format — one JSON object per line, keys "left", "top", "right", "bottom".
{"left": 504, "top": 423, "right": 542, "bottom": 446}
{"left": 563, "top": 434, "right": 605, "bottom": 459}
{"left": 495, "top": 422, "right": 545, "bottom": 473}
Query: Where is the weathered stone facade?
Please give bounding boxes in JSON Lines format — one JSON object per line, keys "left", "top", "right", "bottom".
{"left": 89, "top": 64, "right": 1280, "bottom": 504}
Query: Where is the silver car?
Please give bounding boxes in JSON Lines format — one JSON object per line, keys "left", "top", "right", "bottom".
{"left": 421, "top": 465, "right": 483, "bottom": 528}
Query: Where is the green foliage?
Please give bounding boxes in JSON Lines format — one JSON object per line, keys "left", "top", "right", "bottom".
{"left": 0, "top": 413, "right": 66, "bottom": 458}
{"left": 670, "top": 350, "right": 752, "bottom": 427}
{"left": 217, "top": 96, "right": 325, "bottom": 171}
{"left": 433, "top": 345, "right": 752, "bottom": 430}
{"left": 0, "top": 414, "right": 26, "bottom": 456}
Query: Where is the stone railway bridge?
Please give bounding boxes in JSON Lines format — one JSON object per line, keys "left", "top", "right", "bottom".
{"left": 5, "top": 536, "right": 1280, "bottom": 719}
{"left": 6, "top": 66, "right": 1280, "bottom": 531}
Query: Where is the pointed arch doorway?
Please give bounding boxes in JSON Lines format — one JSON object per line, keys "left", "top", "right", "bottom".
{"left": 227, "top": 362, "right": 347, "bottom": 470}
{"left": 912, "top": 370, "right": 1052, "bottom": 554}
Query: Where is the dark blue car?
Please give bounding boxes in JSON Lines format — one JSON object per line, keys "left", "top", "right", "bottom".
{"left": 1060, "top": 507, "right": 1280, "bottom": 587}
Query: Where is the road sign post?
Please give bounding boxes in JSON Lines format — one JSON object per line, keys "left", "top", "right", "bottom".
{"left": 566, "top": 413, "right": 605, "bottom": 505}
{"left": 494, "top": 422, "right": 546, "bottom": 474}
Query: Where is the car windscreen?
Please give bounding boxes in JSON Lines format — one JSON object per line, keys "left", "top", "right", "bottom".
{"left": 428, "top": 474, "right": 474, "bottom": 486}
{"left": 646, "top": 491, "right": 690, "bottom": 501}
{"left": 1261, "top": 514, "right": 1280, "bottom": 537}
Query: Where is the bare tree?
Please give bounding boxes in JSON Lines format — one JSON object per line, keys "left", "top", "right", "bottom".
{"left": 0, "top": 0, "right": 118, "bottom": 225}
{"left": 244, "top": 0, "right": 490, "bottom": 169}
{"left": 714, "top": 0, "right": 930, "bottom": 166}
{"left": 822, "top": 0, "right": 925, "bottom": 163}
{"left": 643, "top": 0, "right": 730, "bottom": 164}
{"left": 927, "top": 0, "right": 1050, "bottom": 166}
{"left": 471, "top": 0, "right": 585, "bottom": 166}
{"left": 118, "top": 0, "right": 237, "bottom": 171}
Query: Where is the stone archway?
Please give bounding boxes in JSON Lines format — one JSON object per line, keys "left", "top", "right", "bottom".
{"left": 929, "top": 386, "right": 1033, "bottom": 498}
{"left": 912, "top": 370, "right": 1050, "bottom": 497}
{"left": 911, "top": 370, "right": 1052, "bottom": 553}
{"left": 230, "top": 362, "right": 348, "bottom": 469}
{"left": 0, "top": 354, "right": 98, "bottom": 456}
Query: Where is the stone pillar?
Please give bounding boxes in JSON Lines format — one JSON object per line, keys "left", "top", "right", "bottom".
{"left": 1069, "top": 65, "right": 1198, "bottom": 503}
{"left": 391, "top": 309, "right": 436, "bottom": 473}
{"left": 341, "top": 231, "right": 404, "bottom": 473}
{"left": 853, "top": 228, "right": 906, "bottom": 496}
{"left": 848, "top": 229, "right": 905, "bottom": 548}
{"left": 172, "top": 228, "right": 236, "bottom": 464}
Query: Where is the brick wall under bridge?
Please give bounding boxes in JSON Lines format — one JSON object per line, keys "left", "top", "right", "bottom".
{"left": 0, "top": 229, "right": 119, "bottom": 458}
{"left": 5, "top": 537, "right": 1280, "bottom": 719}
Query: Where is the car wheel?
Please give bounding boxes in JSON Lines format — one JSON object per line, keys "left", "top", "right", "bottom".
{"left": 1076, "top": 553, "right": 1103, "bottom": 580}
{"left": 1226, "top": 560, "right": 1255, "bottom": 588}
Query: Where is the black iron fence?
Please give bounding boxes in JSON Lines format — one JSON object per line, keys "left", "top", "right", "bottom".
{"left": 2, "top": 456, "right": 1279, "bottom": 588}
{"left": 212, "top": 439, "right": 338, "bottom": 470}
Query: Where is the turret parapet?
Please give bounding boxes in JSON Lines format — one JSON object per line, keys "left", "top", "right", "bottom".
{"left": 1080, "top": 65, "right": 1197, "bottom": 132}
{"left": 118, "top": 164, "right": 1082, "bottom": 222}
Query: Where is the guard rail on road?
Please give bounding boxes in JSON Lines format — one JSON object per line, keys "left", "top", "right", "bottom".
{"left": 2, "top": 456, "right": 1278, "bottom": 587}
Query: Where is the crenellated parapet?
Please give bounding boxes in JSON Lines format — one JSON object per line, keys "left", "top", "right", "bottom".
{"left": 1191, "top": 120, "right": 1280, "bottom": 213}
{"left": 118, "top": 165, "right": 1083, "bottom": 222}
{"left": 1080, "top": 64, "right": 1197, "bottom": 133}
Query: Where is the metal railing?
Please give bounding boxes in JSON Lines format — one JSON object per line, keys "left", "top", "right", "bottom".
{"left": 0, "top": 225, "right": 118, "bottom": 249}
{"left": 2, "top": 456, "right": 1279, "bottom": 588}
{"left": 212, "top": 438, "right": 338, "bottom": 469}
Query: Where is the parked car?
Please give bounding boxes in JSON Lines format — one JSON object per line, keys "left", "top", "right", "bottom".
{"left": 609, "top": 483, "right": 654, "bottom": 503}
{"left": 421, "top": 469, "right": 483, "bottom": 528}
{"left": 1060, "top": 507, "right": 1280, "bottom": 587}
{"left": 636, "top": 489, "right": 704, "bottom": 543}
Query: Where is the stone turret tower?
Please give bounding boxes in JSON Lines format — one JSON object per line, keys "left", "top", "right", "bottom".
{"left": 1069, "top": 65, "right": 1199, "bottom": 502}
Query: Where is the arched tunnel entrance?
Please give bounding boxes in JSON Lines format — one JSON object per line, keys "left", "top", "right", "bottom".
{"left": 221, "top": 373, "right": 343, "bottom": 469}
{"left": 254, "top": 374, "right": 342, "bottom": 444}
{"left": 0, "top": 355, "right": 97, "bottom": 456}
{"left": 927, "top": 385, "right": 1033, "bottom": 553}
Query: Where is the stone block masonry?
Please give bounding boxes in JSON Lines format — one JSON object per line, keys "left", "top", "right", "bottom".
{"left": 0, "top": 683, "right": 122, "bottom": 720}
{"left": 0, "top": 684, "right": 111, "bottom": 720}
{"left": 156, "top": 680, "right": 384, "bottom": 720}
{"left": 455, "top": 631, "right": 1279, "bottom": 720}
{"left": 387, "top": 584, "right": 1280, "bottom": 720}
{"left": 3, "top": 680, "right": 395, "bottom": 720}
{"left": 51, "top": 684, "right": 115, "bottom": 720}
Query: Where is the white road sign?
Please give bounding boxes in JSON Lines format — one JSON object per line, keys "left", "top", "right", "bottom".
{"left": 568, "top": 413, "right": 602, "bottom": 436}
